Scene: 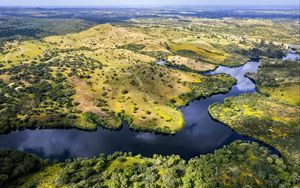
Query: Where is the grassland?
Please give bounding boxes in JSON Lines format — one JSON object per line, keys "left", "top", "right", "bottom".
{"left": 209, "top": 93, "right": 300, "bottom": 171}
{"left": 247, "top": 59, "right": 300, "bottom": 106}
{"left": 4, "top": 140, "right": 297, "bottom": 188}
{"left": 259, "top": 85, "right": 300, "bottom": 106}
{"left": 129, "top": 24, "right": 249, "bottom": 67}
{"left": 0, "top": 24, "right": 237, "bottom": 134}
{"left": 165, "top": 55, "right": 216, "bottom": 73}
{"left": 0, "top": 14, "right": 298, "bottom": 134}
{"left": 130, "top": 17, "right": 298, "bottom": 66}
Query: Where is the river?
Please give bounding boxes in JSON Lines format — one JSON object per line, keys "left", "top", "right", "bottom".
{"left": 2, "top": 55, "right": 297, "bottom": 160}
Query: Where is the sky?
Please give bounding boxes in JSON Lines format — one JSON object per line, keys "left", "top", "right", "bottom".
{"left": 0, "top": 0, "right": 299, "bottom": 7}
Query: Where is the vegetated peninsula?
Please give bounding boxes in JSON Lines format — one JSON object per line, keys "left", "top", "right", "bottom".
{"left": 209, "top": 59, "right": 300, "bottom": 172}
{"left": 0, "top": 24, "right": 237, "bottom": 134}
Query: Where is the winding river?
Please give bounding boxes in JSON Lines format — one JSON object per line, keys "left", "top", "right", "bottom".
{"left": 0, "top": 58, "right": 290, "bottom": 161}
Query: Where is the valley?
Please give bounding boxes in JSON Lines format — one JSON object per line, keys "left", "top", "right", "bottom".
{"left": 0, "top": 6, "right": 299, "bottom": 188}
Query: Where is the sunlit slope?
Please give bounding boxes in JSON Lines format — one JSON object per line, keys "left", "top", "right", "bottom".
{"left": 130, "top": 26, "right": 248, "bottom": 67}
{"left": 131, "top": 17, "right": 300, "bottom": 67}
{"left": 0, "top": 24, "right": 236, "bottom": 133}
{"left": 247, "top": 59, "right": 300, "bottom": 106}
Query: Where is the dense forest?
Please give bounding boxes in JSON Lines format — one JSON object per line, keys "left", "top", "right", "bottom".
{"left": 2, "top": 141, "right": 299, "bottom": 188}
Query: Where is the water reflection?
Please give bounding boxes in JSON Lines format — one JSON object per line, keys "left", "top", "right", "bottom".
{"left": 0, "top": 61, "right": 266, "bottom": 160}
{"left": 209, "top": 61, "right": 260, "bottom": 92}
{"left": 155, "top": 60, "right": 166, "bottom": 66}
{"left": 283, "top": 51, "right": 300, "bottom": 61}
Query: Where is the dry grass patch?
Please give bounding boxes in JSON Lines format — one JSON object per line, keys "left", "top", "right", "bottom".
{"left": 69, "top": 77, "right": 105, "bottom": 117}
{"left": 166, "top": 55, "right": 216, "bottom": 72}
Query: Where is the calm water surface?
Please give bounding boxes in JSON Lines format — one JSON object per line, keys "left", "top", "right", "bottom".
{"left": 284, "top": 50, "right": 300, "bottom": 61}
{"left": 0, "top": 60, "right": 279, "bottom": 161}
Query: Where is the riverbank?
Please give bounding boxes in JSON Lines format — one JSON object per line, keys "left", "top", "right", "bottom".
{"left": 208, "top": 54, "right": 300, "bottom": 172}
{"left": 2, "top": 140, "right": 297, "bottom": 188}
{"left": 0, "top": 60, "right": 265, "bottom": 161}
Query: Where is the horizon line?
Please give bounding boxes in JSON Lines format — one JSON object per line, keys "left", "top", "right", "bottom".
{"left": 0, "top": 5, "right": 299, "bottom": 9}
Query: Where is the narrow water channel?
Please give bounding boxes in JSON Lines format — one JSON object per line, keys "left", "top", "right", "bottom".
{"left": 0, "top": 59, "right": 285, "bottom": 161}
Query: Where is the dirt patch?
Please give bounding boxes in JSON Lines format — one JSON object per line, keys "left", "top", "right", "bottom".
{"left": 68, "top": 77, "right": 106, "bottom": 117}
{"left": 0, "top": 74, "right": 11, "bottom": 82}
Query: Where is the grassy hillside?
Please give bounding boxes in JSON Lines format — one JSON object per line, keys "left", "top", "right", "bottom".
{"left": 131, "top": 18, "right": 297, "bottom": 66}
{"left": 0, "top": 24, "right": 236, "bottom": 134}
{"left": 0, "top": 17, "right": 297, "bottom": 133}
